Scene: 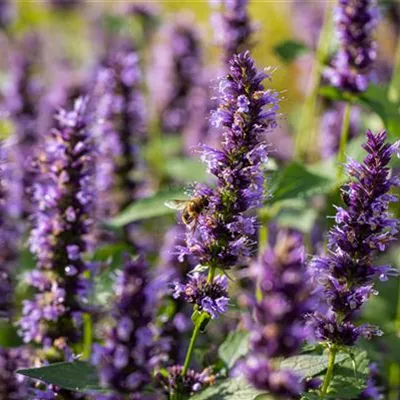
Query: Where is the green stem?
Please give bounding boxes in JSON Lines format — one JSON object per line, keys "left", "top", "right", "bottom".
{"left": 336, "top": 102, "right": 352, "bottom": 181}
{"left": 321, "top": 346, "right": 337, "bottom": 396}
{"left": 181, "top": 315, "right": 203, "bottom": 377}
{"left": 389, "top": 36, "right": 400, "bottom": 103}
{"left": 207, "top": 265, "right": 216, "bottom": 284}
{"left": 294, "top": 3, "right": 333, "bottom": 162}
{"left": 82, "top": 313, "right": 92, "bottom": 360}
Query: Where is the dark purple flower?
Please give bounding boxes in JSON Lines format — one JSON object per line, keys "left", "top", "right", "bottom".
{"left": 0, "top": 347, "right": 30, "bottom": 399}
{"left": 151, "top": 16, "right": 202, "bottom": 134}
{"left": 19, "top": 98, "right": 94, "bottom": 349}
{"left": 359, "top": 363, "right": 383, "bottom": 400}
{"left": 95, "top": 42, "right": 146, "bottom": 215}
{"left": 173, "top": 273, "right": 229, "bottom": 319}
{"left": 324, "top": 0, "right": 379, "bottom": 93}
{"left": 93, "top": 256, "right": 162, "bottom": 396}
{"left": 177, "top": 52, "right": 279, "bottom": 270}
{"left": 49, "top": 0, "right": 82, "bottom": 10}
{"left": 156, "top": 365, "right": 215, "bottom": 398}
{"left": 308, "top": 130, "right": 399, "bottom": 346}
{"left": 211, "top": 0, "right": 255, "bottom": 64}
{"left": 244, "top": 231, "right": 313, "bottom": 398}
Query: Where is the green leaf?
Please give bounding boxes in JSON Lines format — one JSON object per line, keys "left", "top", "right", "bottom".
{"left": 301, "top": 394, "right": 320, "bottom": 400}
{"left": 0, "top": 322, "right": 22, "bottom": 348}
{"left": 218, "top": 331, "right": 250, "bottom": 369}
{"left": 17, "top": 361, "right": 103, "bottom": 393}
{"left": 327, "top": 350, "right": 369, "bottom": 399}
{"left": 106, "top": 188, "right": 186, "bottom": 227}
{"left": 280, "top": 352, "right": 349, "bottom": 378}
{"left": 191, "top": 378, "right": 269, "bottom": 400}
{"left": 274, "top": 200, "right": 318, "bottom": 233}
{"left": 164, "top": 158, "right": 208, "bottom": 183}
{"left": 274, "top": 40, "right": 309, "bottom": 63}
{"left": 269, "top": 162, "right": 334, "bottom": 203}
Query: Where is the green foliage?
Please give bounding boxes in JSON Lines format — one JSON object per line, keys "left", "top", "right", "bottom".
{"left": 190, "top": 378, "right": 267, "bottom": 400}
{"left": 218, "top": 331, "right": 250, "bottom": 369}
{"left": 326, "top": 350, "right": 369, "bottom": 399}
{"left": 269, "top": 162, "right": 334, "bottom": 204}
{"left": 274, "top": 40, "right": 309, "bottom": 63}
{"left": 0, "top": 322, "right": 22, "bottom": 348}
{"left": 107, "top": 188, "right": 186, "bottom": 227}
{"left": 17, "top": 361, "right": 104, "bottom": 393}
{"left": 164, "top": 158, "right": 208, "bottom": 183}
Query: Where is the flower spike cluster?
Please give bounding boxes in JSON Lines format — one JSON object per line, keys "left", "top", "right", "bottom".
{"left": 93, "top": 256, "right": 160, "bottom": 397}
{"left": 96, "top": 42, "right": 146, "bottom": 215}
{"left": 19, "top": 98, "right": 94, "bottom": 349}
{"left": 211, "top": 0, "right": 255, "bottom": 64}
{"left": 178, "top": 51, "right": 279, "bottom": 271}
{"left": 308, "top": 130, "right": 399, "bottom": 347}
{"left": 325, "top": 0, "right": 379, "bottom": 92}
{"left": 245, "top": 231, "right": 314, "bottom": 398}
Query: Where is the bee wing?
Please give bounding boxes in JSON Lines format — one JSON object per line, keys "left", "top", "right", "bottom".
{"left": 165, "top": 199, "right": 187, "bottom": 211}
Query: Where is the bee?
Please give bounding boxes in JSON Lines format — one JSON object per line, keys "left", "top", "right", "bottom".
{"left": 165, "top": 196, "right": 209, "bottom": 230}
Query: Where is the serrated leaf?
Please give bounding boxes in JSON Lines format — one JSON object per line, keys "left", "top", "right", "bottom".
{"left": 274, "top": 40, "right": 309, "bottom": 63}
{"left": 17, "top": 361, "right": 103, "bottom": 393}
{"left": 218, "top": 331, "right": 250, "bottom": 369}
{"left": 269, "top": 162, "right": 334, "bottom": 203}
{"left": 191, "top": 378, "right": 268, "bottom": 400}
{"left": 327, "top": 350, "right": 369, "bottom": 399}
{"left": 107, "top": 188, "right": 186, "bottom": 227}
{"left": 280, "top": 353, "right": 349, "bottom": 378}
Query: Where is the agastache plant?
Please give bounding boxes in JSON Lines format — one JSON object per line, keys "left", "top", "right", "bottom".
{"left": 325, "top": 0, "right": 379, "bottom": 93}
{"left": 96, "top": 42, "right": 146, "bottom": 215}
{"left": 93, "top": 256, "right": 161, "bottom": 398}
{"left": 308, "top": 130, "right": 399, "bottom": 395}
{"left": 244, "top": 231, "right": 314, "bottom": 398}
{"left": 169, "top": 51, "right": 280, "bottom": 394}
{"left": 19, "top": 97, "right": 94, "bottom": 354}
{"left": 210, "top": 0, "right": 255, "bottom": 65}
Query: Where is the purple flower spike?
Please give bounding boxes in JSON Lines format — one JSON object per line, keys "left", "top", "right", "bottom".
{"left": 244, "top": 231, "right": 312, "bottom": 398}
{"left": 211, "top": 0, "right": 255, "bottom": 64}
{"left": 173, "top": 273, "right": 229, "bottom": 319}
{"left": 177, "top": 52, "right": 279, "bottom": 271}
{"left": 94, "top": 256, "right": 164, "bottom": 397}
{"left": 19, "top": 98, "right": 94, "bottom": 349}
{"left": 308, "top": 130, "right": 399, "bottom": 346}
{"left": 324, "top": 0, "right": 379, "bottom": 92}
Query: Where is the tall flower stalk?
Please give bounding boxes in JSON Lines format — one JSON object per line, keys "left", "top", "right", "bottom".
{"left": 169, "top": 51, "right": 280, "bottom": 395}
{"left": 245, "top": 231, "right": 313, "bottom": 398}
{"left": 19, "top": 98, "right": 94, "bottom": 356}
{"left": 324, "top": 0, "right": 379, "bottom": 177}
{"left": 210, "top": 0, "right": 255, "bottom": 65}
{"left": 307, "top": 130, "right": 399, "bottom": 395}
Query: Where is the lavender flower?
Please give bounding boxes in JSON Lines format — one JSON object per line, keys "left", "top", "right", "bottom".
{"left": 93, "top": 256, "right": 159, "bottom": 396}
{"left": 359, "top": 363, "right": 383, "bottom": 400}
{"left": 177, "top": 51, "right": 279, "bottom": 271}
{"left": 96, "top": 42, "right": 145, "bottom": 214}
{"left": 19, "top": 98, "right": 94, "bottom": 349}
{"left": 308, "top": 130, "right": 399, "bottom": 347}
{"left": 325, "top": 0, "right": 379, "bottom": 93}
{"left": 151, "top": 17, "right": 202, "bottom": 134}
{"left": 0, "top": 0, "right": 14, "bottom": 29}
{"left": 173, "top": 273, "right": 229, "bottom": 319}
{"left": 0, "top": 347, "right": 30, "bottom": 399}
{"left": 211, "top": 0, "right": 255, "bottom": 64}
{"left": 244, "top": 231, "right": 313, "bottom": 398}
{"left": 156, "top": 365, "right": 215, "bottom": 398}
{"left": 4, "top": 36, "right": 43, "bottom": 216}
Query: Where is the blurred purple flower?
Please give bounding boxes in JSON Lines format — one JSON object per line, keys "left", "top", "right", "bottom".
{"left": 211, "top": 0, "right": 255, "bottom": 64}
{"left": 0, "top": 0, "right": 14, "bottom": 29}
{"left": 244, "top": 231, "right": 313, "bottom": 398}
{"left": 308, "top": 130, "right": 399, "bottom": 346}
{"left": 324, "top": 0, "right": 379, "bottom": 93}
{"left": 19, "top": 98, "right": 94, "bottom": 349}
{"left": 93, "top": 256, "right": 164, "bottom": 396}
{"left": 151, "top": 16, "right": 202, "bottom": 134}
{"left": 49, "top": 0, "right": 82, "bottom": 10}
